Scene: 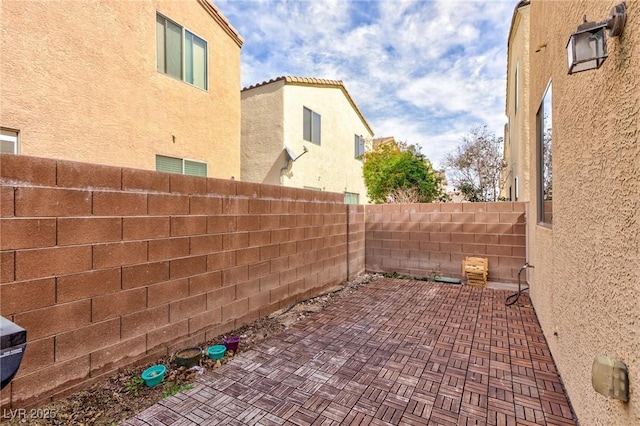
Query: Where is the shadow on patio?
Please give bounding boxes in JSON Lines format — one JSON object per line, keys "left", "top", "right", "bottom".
{"left": 122, "top": 277, "right": 575, "bottom": 425}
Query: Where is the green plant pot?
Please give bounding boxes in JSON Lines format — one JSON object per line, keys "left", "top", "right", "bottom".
{"left": 175, "top": 347, "right": 202, "bottom": 368}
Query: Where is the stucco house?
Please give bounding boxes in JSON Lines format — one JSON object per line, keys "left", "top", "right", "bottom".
{"left": 0, "top": 0, "right": 243, "bottom": 179}
{"left": 501, "top": 0, "right": 531, "bottom": 202}
{"left": 240, "top": 76, "right": 374, "bottom": 204}
{"left": 508, "top": 1, "right": 639, "bottom": 424}
{"left": 372, "top": 136, "right": 395, "bottom": 149}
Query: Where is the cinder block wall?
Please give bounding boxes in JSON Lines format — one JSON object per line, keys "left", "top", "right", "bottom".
{"left": 347, "top": 205, "right": 365, "bottom": 277}
{"left": 0, "top": 154, "right": 364, "bottom": 409}
{"left": 365, "top": 203, "right": 526, "bottom": 282}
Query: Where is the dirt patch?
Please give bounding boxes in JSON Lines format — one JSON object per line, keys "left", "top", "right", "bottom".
{"left": 2, "top": 274, "right": 379, "bottom": 425}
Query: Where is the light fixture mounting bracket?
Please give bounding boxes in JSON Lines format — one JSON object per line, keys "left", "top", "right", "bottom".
{"left": 606, "top": 2, "right": 627, "bottom": 37}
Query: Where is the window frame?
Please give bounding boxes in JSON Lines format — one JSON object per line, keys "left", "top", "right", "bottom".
{"left": 0, "top": 128, "right": 19, "bottom": 154}
{"left": 156, "top": 13, "right": 208, "bottom": 91}
{"left": 344, "top": 192, "right": 360, "bottom": 205}
{"left": 536, "top": 80, "right": 553, "bottom": 226}
{"left": 354, "top": 134, "right": 365, "bottom": 159}
{"left": 155, "top": 154, "right": 207, "bottom": 177}
{"left": 303, "top": 107, "right": 321, "bottom": 145}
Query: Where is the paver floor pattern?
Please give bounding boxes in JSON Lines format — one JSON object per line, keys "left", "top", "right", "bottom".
{"left": 123, "top": 278, "right": 575, "bottom": 426}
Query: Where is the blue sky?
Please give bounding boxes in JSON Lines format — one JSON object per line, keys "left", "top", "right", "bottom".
{"left": 216, "top": 0, "right": 515, "bottom": 169}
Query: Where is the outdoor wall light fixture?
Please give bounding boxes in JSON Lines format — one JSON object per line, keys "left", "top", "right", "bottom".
{"left": 567, "top": 2, "right": 627, "bottom": 74}
{"left": 592, "top": 355, "right": 629, "bottom": 401}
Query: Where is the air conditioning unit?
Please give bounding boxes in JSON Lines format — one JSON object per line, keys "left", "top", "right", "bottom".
{"left": 1, "top": 316, "right": 27, "bottom": 389}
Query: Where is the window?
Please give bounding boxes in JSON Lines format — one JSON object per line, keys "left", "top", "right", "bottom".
{"left": 537, "top": 82, "right": 552, "bottom": 225}
{"left": 156, "top": 14, "right": 207, "bottom": 90}
{"left": 514, "top": 176, "right": 519, "bottom": 201}
{"left": 0, "top": 129, "right": 18, "bottom": 154}
{"left": 156, "top": 155, "right": 207, "bottom": 177}
{"left": 303, "top": 107, "right": 321, "bottom": 145}
{"left": 354, "top": 134, "right": 365, "bottom": 158}
{"left": 344, "top": 192, "right": 359, "bottom": 205}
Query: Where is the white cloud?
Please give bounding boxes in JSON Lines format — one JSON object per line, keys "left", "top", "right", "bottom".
{"left": 216, "top": 0, "right": 514, "bottom": 169}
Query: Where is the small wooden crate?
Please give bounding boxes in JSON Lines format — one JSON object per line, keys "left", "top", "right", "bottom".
{"left": 462, "top": 257, "right": 488, "bottom": 287}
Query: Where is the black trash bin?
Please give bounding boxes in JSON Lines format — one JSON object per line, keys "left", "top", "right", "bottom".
{"left": 0, "top": 316, "right": 27, "bottom": 389}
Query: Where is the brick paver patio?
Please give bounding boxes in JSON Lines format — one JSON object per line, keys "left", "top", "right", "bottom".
{"left": 122, "top": 278, "right": 576, "bottom": 425}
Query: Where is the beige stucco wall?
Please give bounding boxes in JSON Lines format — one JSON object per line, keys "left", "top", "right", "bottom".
{"left": 504, "top": 3, "right": 531, "bottom": 202}
{"left": 528, "top": 1, "right": 639, "bottom": 424}
{"left": 282, "top": 84, "right": 372, "bottom": 202}
{"left": 241, "top": 81, "right": 373, "bottom": 203}
{"left": 0, "top": 0, "right": 241, "bottom": 179}
{"left": 240, "top": 80, "right": 286, "bottom": 184}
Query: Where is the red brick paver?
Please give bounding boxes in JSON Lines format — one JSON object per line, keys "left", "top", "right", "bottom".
{"left": 122, "top": 278, "right": 575, "bottom": 425}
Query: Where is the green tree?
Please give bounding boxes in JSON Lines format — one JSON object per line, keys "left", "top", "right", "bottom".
{"left": 444, "top": 126, "right": 505, "bottom": 202}
{"left": 362, "top": 140, "right": 446, "bottom": 204}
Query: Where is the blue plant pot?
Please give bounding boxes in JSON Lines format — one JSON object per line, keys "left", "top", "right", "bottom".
{"left": 207, "top": 345, "right": 226, "bottom": 360}
{"left": 141, "top": 365, "right": 166, "bottom": 387}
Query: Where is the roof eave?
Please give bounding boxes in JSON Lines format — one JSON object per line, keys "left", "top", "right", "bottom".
{"left": 198, "top": 0, "right": 244, "bottom": 48}
{"left": 243, "top": 76, "right": 374, "bottom": 136}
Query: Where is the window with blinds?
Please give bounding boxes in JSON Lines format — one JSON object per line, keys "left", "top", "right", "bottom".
{"left": 156, "top": 155, "right": 207, "bottom": 177}
{"left": 303, "top": 107, "right": 321, "bottom": 145}
{"left": 184, "top": 160, "right": 207, "bottom": 177}
{"left": 354, "top": 134, "right": 365, "bottom": 158}
{"left": 157, "top": 14, "right": 207, "bottom": 90}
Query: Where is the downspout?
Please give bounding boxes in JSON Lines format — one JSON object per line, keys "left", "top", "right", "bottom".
{"left": 279, "top": 158, "right": 291, "bottom": 185}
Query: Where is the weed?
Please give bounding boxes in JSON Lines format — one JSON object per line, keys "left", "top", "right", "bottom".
{"left": 429, "top": 263, "right": 442, "bottom": 282}
{"left": 124, "top": 376, "right": 144, "bottom": 397}
{"left": 162, "top": 382, "right": 193, "bottom": 399}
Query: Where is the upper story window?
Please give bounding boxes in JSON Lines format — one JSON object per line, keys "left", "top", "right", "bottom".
{"left": 354, "top": 134, "right": 365, "bottom": 158}
{"left": 156, "top": 154, "right": 207, "bottom": 177}
{"left": 0, "top": 129, "right": 18, "bottom": 154}
{"left": 537, "top": 81, "right": 552, "bottom": 225}
{"left": 303, "top": 107, "right": 321, "bottom": 145}
{"left": 156, "top": 14, "right": 208, "bottom": 90}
